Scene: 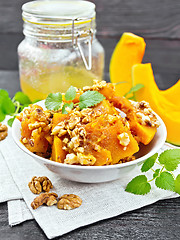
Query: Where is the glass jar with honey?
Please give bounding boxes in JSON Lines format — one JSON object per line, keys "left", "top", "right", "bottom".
{"left": 18, "top": 1, "right": 104, "bottom": 101}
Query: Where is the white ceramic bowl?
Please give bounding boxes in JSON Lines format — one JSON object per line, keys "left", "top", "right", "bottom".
{"left": 12, "top": 101, "right": 167, "bottom": 183}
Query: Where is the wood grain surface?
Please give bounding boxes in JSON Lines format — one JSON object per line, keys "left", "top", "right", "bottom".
{"left": 1, "top": 198, "right": 180, "bottom": 240}
{"left": 0, "top": 0, "right": 180, "bottom": 239}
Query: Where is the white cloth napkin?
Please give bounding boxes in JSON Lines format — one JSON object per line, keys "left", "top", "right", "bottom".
{"left": 8, "top": 199, "right": 33, "bottom": 226}
{"left": 0, "top": 124, "right": 179, "bottom": 239}
{"left": 0, "top": 149, "right": 22, "bottom": 202}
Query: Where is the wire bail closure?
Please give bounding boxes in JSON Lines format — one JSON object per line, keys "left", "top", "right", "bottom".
{"left": 72, "top": 17, "right": 94, "bottom": 71}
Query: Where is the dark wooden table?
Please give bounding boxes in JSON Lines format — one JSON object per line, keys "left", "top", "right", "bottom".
{"left": 1, "top": 0, "right": 180, "bottom": 239}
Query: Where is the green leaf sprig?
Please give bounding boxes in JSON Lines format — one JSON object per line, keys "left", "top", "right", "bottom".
{"left": 0, "top": 89, "right": 36, "bottom": 126}
{"left": 125, "top": 149, "right": 180, "bottom": 195}
{"left": 124, "top": 83, "right": 144, "bottom": 100}
{"left": 45, "top": 86, "right": 105, "bottom": 112}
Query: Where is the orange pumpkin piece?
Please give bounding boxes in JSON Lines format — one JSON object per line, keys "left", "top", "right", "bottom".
{"left": 51, "top": 136, "right": 67, "bottom": 162}
{"left": 160, "top": 79, "right": 180, "bottom": 106}
{"left": 84, "top": 145, "right": 112, "bottom": 166}
{"left": 110, "top": 95, "right": 157, "bottom": 145}
{"left": 84, "top": 115, "right": 139, "bottom": 165}
{"left": 52, "top": 113, "right": 69, "bottom": 129}
{"left": 132, "top": 63, "right": 180, "bottom": 146}
{"left": 93, "top": 99, "right": 116, "bottom": 115}
{"left": 99, "top": 83, "right": 115, "bottom": 101}
{"left": 21, "top": 119, "right": 32, "bottom": 139}
{"left": 98, "top": 83, "right": 158, "bottom": 145}
{"left": 44, "top": 134, "right": 53, "bottom": 145}
{"left": 110, "top": 32, "right": 146, "bottom": 96}
{"left": 25, "top": 134, "right": 49, "bottom": 153}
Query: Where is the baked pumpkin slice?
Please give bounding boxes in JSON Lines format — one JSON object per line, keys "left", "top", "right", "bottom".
{"left": 83, "top": 114, "right": 139, "bottom": 165}
{"left": 99, "top": 83, "right": 160, "bottom": 145}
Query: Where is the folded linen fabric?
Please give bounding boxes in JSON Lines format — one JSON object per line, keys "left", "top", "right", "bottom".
{"left": 8, "top": 199, "right": 33, "bottom": 226}
{"left": 0, "top": 150, "right": 22, "bottom": 203}
{"left": 0, "top": 125, "right": 179, "bottom": 239}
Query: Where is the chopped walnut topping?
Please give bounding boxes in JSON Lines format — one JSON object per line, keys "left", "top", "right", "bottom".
{"left": 130, "top": 100, "right": 160, "bottom": 128}
{"left": 58, "top": 129, "right": 67, "bottom": 137}
{"left": 68, "top": 136, "right": 80, "bottom": 149}
{"left": 93, "top": 144, "right": 101, "bottom": 152}
{"left": 83, "top": 80, "right": 107, "bottom": 92}
{"left": 31, "top": 192, "right": 58, "bottom": 209}
{"left": 31, "top": 129, "right": 39, "bottom": 138}
{"left": 65, "top": 106, "right": 72, "bottom": 113}
{"left": 118, "top": 132, "right": 130, "bottom": 147}
{"left": 64, "top": 153, "right": 78, "bottom": 164}
{"left": 82, "top": 115, "right": 91, "bottom": 123}
{"left": 76, "top": 147, "right": 84, "bottom": 153}
{"left": 63, "top": 137, "right": 69, "bottom": 144}
{"left": 118, "top": 155, "right": 136, "bottom": 164}
{"left": 57, "top": 194, "right": 82, "bottom": 210}
{"left": 22, "top": 137, "right": 28, "bottom": 144}
{"left": 64, "top": 152, "right": 96, "bottom": 166}
{"left": 80, "top": 107, "right": 92, "bottom": 116}
{"left": 33, "top": 108, "right": 48, "bottom": 122}
{"left": 77, "top": 153, "right": 96, "bottom": 165}
{"left": 79, "top": 127, "right": 86, "bottom": 138}
{"left": 29, "top": 139, "right": 34, "bottom": 147}
{"left": 28, "top": 176, "right": 53, "bottom": 194}
{"left": 107, "top": 114, "right": 117, "bottom": 124}
{"left": 28, "top": 121, "right": 46, "bottom": 130}
{"left": 67, "top": 116, "right": 80, "bottom": 130}
{"left": 136, "top": 112, "right": 151, "bottom": 123}
{"left": 51, "top": 126, "right": 61, "bottom": 135}
{"left": 0, "top": 123, "right": 8, "bottom": 141}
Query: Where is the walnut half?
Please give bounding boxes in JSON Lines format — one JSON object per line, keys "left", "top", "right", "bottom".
{"left": 0, "top": 123, "right": 8, "bottom": 141}
{"left": 28, "top": 176, "right": 53, "bottom": 194}
{"left": 57, "top": 194, "right": 82, "bottom": 210}
{"left": 31, "top": 192, "right": 58, "bottom": 209}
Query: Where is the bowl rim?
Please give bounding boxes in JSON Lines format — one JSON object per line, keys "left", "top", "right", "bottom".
{"left": 12, "top": 102, "right": 167, "bottom": 170}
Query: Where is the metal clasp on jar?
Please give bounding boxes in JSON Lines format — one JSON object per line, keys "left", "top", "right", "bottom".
{"left": 72, "top": 17, "right": 94, "bottom": 71}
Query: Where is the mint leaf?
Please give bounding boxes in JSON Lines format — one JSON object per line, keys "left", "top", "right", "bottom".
{"left": 115, "top": 81, "right": 128, "bottom": 85}
{"left": 14, "top": 92, "right": 31, "bottom": 105}
{"left": 141, "top": 153, "right": 158, "bottom": 172}
{"left": 125, "top": 175, "right": 151, "bottom": 195}
{"left": 124, "top": 84, "right": 144, "bottom": 97}
{"left": 155, "top": 172, "right": 175, "bottom": 191}
{"left": 1, "top": 97, "right": 15, "bottom": 115}
{"left": 45, "top": 93, "right": 62, "bottom": 110}
{"left": 62, "top": 102, "right": 74, "bottom": 114}
{"left": 79, "top": 91, "right": 105, "bottom": 110}
{"left": 0, "top": 109, "right": 6, "bottom": 122}
{"left": 20, "top": 103, "right": 30, "bottom": 112}
{"left": 32, "top": 99, "right": 41, "bottom": 104}
{"left": 153, "top": 169, "right": 160, "bottom": 178}
{"left": 65, "top": 86, "right": 76, "bottom": 101}
{"left": 8, "top": 116, "right": 15, "bottom": 127}
{"left": 0, "top": 89, "right": 9, "bottom": 98}
{"left": 128, "top": 96, "right": 135, "bottom": 100}
{"left": 175, "top": 174, "right": 180, "bottom": 194}
{"left": 158, "top": 149, "right": 180, "bottom": 171}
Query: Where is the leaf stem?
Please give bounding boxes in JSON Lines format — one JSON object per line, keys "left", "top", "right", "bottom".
{"left": 160, "top": 166, "right": 165, "bottom": 174}
{"left": 156, "top": 161, "right": 163, "bottom": 167}
{"left": 73, "top": 102, "right": 79, "bottom": 106}
{"left": 170, "top": 171, "right": 175, "bottom": 179}
{"left": 147, "top": 176, "right": 157, "bottom": 183}
{"left": 13, "top": 101, "right": 21, "bottom": 115}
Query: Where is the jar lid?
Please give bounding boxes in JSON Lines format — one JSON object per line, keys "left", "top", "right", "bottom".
{"left": 22, "top": 0, "right": 95, "bottom": 25}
